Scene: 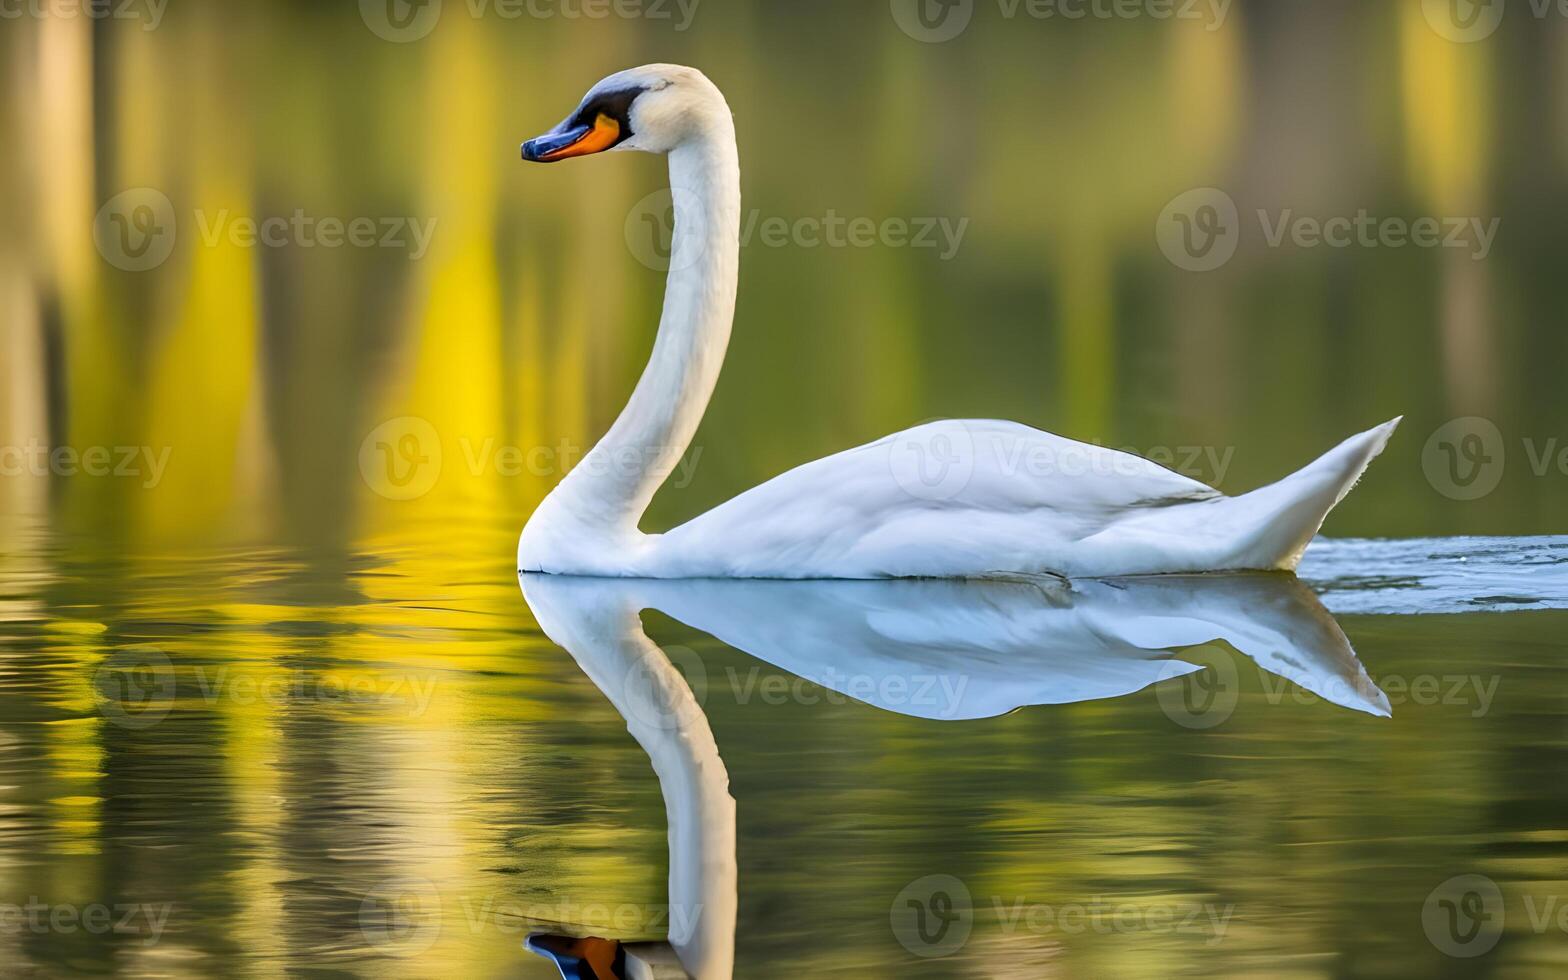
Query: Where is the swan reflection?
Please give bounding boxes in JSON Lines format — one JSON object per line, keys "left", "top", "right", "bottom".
{"left": 519, "top": 571, "right": 1386, "bottom": 979}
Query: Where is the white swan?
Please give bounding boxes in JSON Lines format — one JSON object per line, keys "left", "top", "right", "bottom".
{"left": 518, "top": 64, "right": 1400, "bottom": 580}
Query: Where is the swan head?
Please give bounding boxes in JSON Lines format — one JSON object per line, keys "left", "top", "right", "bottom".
{"left": 520, "top": 64, "right": 728, "bottom": 162}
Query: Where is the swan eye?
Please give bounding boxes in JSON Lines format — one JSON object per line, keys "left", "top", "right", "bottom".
{"left": 577, "top": 86, "right": 643, "bottom": 133}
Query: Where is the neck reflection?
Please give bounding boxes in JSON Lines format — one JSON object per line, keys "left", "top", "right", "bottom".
{"left": 520, "top": 571, "right": 1386, "bottom": 978}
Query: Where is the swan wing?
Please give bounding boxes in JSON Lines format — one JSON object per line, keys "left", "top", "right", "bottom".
{"left": 654, "top": 420, "right": 1220, "bottom": 578}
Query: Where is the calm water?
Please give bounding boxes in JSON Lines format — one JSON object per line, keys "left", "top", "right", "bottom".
{"left": 4, "top": 5, "right": 1567, "bottom": 977}
{"left": 1, "top": 517, "right": 1565, "bottom": 978}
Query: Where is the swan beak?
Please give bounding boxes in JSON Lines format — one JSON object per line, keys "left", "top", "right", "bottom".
{"left": 521, "top": 113, "right": 621, "bottom": 163}
{"left": 524, "top": 933, "right": 625, "bottom": 978}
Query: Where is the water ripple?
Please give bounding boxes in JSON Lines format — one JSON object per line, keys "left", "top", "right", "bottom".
{"left": 1301, "top": 536, "right": 1568, "bottom": 615}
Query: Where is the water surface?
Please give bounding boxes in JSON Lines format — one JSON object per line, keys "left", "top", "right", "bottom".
{"left": 1, "top": 521, "right": 1565, "bottom": 977}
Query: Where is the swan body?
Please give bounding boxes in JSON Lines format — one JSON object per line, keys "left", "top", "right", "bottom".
{"left": 517, "top": 65, "right": 1399, "bottom": 580}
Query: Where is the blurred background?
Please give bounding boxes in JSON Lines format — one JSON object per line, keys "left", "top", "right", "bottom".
{"left": 2, "top": 2, "right": 1568, "bottom": 978}
{"left": 2, "top": 0, "right": 1565, "bottom": 549}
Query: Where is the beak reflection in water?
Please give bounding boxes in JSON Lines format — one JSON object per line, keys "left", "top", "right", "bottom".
{"left": 524, "top": 934, "right": 628, "bottom": 979}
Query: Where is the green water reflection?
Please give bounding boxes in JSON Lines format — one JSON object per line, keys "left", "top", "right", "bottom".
{"left": 2, "top": 4, "right": 1568, "bottom": 978}
{"left": 2, "top": 518, "right": 1567, "bottom": 977}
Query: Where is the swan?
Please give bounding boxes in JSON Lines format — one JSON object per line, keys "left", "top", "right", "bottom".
{"left": 517, "top": 64, "right": 1401, "bottom": 580}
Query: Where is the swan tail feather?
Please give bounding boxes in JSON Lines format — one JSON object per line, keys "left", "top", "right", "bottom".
{"left": 1219, "top": 417, "right": 1401, "bottom": 571}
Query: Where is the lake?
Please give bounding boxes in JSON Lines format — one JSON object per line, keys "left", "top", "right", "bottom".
{"left": 2, "top": 516, "right": 1564, "bottom": 978}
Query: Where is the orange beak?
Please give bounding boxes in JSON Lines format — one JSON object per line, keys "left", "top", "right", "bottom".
{"left": 521, "top": 112, "right": 622, "bottom": 163}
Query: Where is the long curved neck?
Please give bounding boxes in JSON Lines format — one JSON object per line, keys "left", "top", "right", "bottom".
{"left": 556, "top": 125, "right": 740, "bottom": 535}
